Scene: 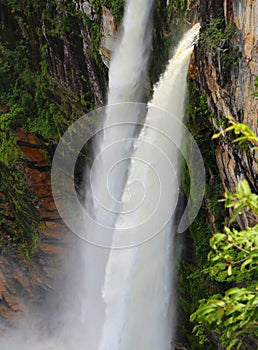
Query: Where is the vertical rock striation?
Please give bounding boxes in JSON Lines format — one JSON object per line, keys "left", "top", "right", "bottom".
{"left": 194, "top": 0, "right": 257, "bottom": 227}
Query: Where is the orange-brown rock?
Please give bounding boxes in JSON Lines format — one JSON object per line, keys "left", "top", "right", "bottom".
{"left": 194, "top": 0, "right": 258, "bottom": 229}
{"left": 0, "top": 129, "right": 70, "bottom": 329}
{"left": 100, "top": 6, "right": 117, "bottom": 67}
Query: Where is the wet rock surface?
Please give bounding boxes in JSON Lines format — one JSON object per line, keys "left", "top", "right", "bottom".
{"left": 99, "top": 6, "right": 117, "bottom": 67}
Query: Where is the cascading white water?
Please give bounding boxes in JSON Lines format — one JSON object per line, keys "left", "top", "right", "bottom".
{"left": 69, "top": 0, "right": 155, "bottom": 349}
{"left": 86, "top": 0, "right": 154, "bottom": 231}
{"left": 0, "top": 1, "right": 201, "bottom": 348}
{"left": 99, "top": 24, "right": 201, "bottom": 350}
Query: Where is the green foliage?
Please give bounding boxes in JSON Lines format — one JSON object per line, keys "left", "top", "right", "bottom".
{"left": 201, "top": 17, "right": 235, "bottom": 49}
{"left": 191, "top": 125, "right": 258, "bottom": 349}
{"left": 81, "top": 13, "right": 102, "bottom": 63}
{"left": 41, "top": 0, "right": 77, "bottom": 36}
{"left": 252, "top": 77, "right": 258, "bottom": 99}
{"left": 149, "top": 0, "right": 188, "bottom": 92}
{"left": 178, "top": 83, "right": 225, "bottom": 349}
{"left": 208, "top": 224, "right": 258, "bottom": 279}
{"left": 0, "top": 131, "right": 22, "bottom": 167}
{"left": 178, "top": 260, "right": 216, "bottom": 349}
{"left": 200, "top": 16, "right": 240, "bottom": 70}
{"left": 185, "top": 84, "right": 225, "bottom": 238}
{"left": 90, "top": 0, "right": 124, "bottom": 26}
{"left": 206, "top": 181, "right": 258, "bottom": 283}
{"left": 213, "top": 119, "right": 258, "bottom": 151}
{"left": 0, "top": 132, "right": 41, "bottom": 257}
{"left": 0, "top": 39, "right": 66, "bottom": 138}
{"left": 0, "top": 0, "right": 109, "bottom": 259}
{"left": 0, "top": 38, "right": 64, "bottom": 138}
{"left": 191, "top": 287, "right": 258, "bottom": 349}
{"left": 222, "top": 180, "right": 258, "bottom": 221}
{"left": 108, "top": 0, "right": 124, "bottom": 26}
{"left": 0, "top": 0, "right": 102, "bottom": 140}
{"left": 167, "top": 0, "right": 188, "bottom": 19}
{"left": 186, "top": 84, "right": 216, "bottom": 171}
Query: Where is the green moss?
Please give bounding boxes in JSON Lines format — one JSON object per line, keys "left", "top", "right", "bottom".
{"left": 81, "top": 12, "right": 102, "bottom": 64}
{"left": 167, "top": 0, "right": 188, "bottom": 19}
{"left": 0, "top": 0, "right": 111, "bottom": 259}
{"left": 90, "top": 0, "right": 124, "bottom": 26}
{"left": 178, "top": 83, "right": 225, "bottom": 348}
{"left": 252, "top": 76, "right": 258, "bottom": 99}
{"left": 0, "top": 33, "right": 66, "bottom": 138}
{"left": 200, "top": 15, "right": 241, "bottom": 71}
{"left": 0, "top": 0, "right": 105, "bottom": 141}
{"left": 0, "top": 131, "right": 40, "bottom": 257}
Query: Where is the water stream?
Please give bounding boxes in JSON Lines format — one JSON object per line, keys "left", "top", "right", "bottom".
{"left": 99, "top": 24, "right": 201, "bottom": 350}
{"left": 0, "top": 1, "right": 200, "bottom": 348}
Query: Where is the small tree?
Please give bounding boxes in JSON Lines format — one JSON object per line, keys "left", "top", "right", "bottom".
{"left": 190, "top": 123, "right": 258, "bottom": 349}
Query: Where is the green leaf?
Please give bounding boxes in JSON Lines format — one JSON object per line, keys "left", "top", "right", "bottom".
{"left": 240, "top": 259, "right": 252, "bottom": 271}
{"left": 230, "top": 203, "right": 245, "bottom": 222}
{"left": 226, "top": 339, "right": 239, "bottom": 350}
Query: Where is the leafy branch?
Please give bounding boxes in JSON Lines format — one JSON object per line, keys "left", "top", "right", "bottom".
{"left": 191, "top": 123, "right": 258, "bottom": 349}
{"left": 221, "top": 180, "right": 258, "bottom": 222}
{"left": 212, "top": 118, "right": 258, "bottom": 150}
{"left": 191, "top": 288, "right": 258, "bottom": 350}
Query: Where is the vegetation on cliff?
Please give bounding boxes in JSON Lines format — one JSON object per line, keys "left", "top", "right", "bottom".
{"left": 0, "top": 0, "right": 187, "bottom": 256}
{"left": 179, "top": 83, "right": 225, "bottom": 350}
{"left": 0, "top": 132, "right": 40, "bottom": 256}
{"left": 179, "top": 2, "right": 257, "bottom": 347}
{"left": 181, "top": 86, "right": 258, "bottom": 349}
{"left": 191, "top": 126, "right": 258, "bottom": 349}
{"left": 0, "top": 0, "right": 109, "bottom": 256}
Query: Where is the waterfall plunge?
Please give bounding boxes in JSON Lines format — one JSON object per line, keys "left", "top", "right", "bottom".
{"left": 0, "top": 0, "right": 200, "bottom": 348}
{"left": 99, "top": 24, "right": 201, "bottom": 350}
{"left": 75, "top": 1, "right": 155, "bottom": 349}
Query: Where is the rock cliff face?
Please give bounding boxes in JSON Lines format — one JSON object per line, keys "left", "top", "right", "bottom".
{"left": 180, "top": 1, "right": 257, "bottom": 348}
{"left": 0, "top": 129, "right": 69, "bottom": 332}
{"left": 99, "top": 6, "right": 117, "bottom": 67}
{"left": 0, "top": 0, "right": 106, "bottom": 115}
{"left": 0, "top": 0, "right": 113, "bottom": 329}
{"left": 194, "top": 0, "right": 257, "bottom": 226}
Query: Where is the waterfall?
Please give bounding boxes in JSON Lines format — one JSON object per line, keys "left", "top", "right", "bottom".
{"left": 0, "top": 0, "right": 201, "bottom": 348}
{"left": 99, "top": 24, "right": 201, "bottom": 350}
{"left": 69, "top": 0, "right": 155, "bottom": 349}
{"left": 86, "top": 0, "right": 154, "bottom": 232}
